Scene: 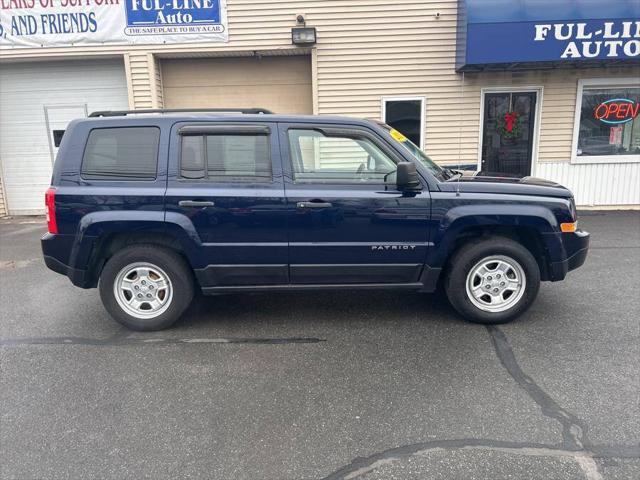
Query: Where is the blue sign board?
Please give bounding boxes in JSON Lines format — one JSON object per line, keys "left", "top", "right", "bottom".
{"left": 125, "top": 0, "right": 222, "bottom": 28}
{"left": 456, "top": 0, "right": 640, "bottom": 70}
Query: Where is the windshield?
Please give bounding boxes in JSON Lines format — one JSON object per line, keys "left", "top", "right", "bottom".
{"left": 379, "top": 123, "right": 450, "bottom": 180}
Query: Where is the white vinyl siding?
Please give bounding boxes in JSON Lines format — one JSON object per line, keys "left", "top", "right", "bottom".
{"left": 298, "top": 137, "right": 369, "bottom": 171}
{"left": 0, "top": 59, "right": 129, "bottom": 214}
{"left": 536, "top": 162, "right": 640, "bottom": 207}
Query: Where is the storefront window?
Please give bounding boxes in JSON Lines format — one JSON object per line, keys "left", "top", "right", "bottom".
{"left": 576, "top": 86, "right": 640, "bottom": 160}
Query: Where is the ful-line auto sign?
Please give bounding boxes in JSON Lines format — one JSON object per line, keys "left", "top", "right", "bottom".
{"left": 456, "top": 0, "right": 640, "bottom": 70}
{"left": 125, "top": 0, "right": 224, "bottom": 36}
{"left": 464, "top": 19, "right": 640, "bottom": 66}
{"left": 534, "top": 21, "right": 640, "bottom": 59}
{"left": 0, "top": 0, "right": 228, "bottom": 48}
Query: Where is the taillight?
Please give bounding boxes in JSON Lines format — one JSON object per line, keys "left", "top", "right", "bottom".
{"left": 45, "top": 187, "right": 58, "bottom": 234}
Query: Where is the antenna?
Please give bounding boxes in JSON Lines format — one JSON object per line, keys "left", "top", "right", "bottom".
{"left": 456, "top": 71, "right": 465, "bottom": 196}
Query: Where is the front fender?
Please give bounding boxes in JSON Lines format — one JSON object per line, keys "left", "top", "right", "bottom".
{"left": 427, "top": 204, "right": 561, "bottom": 267}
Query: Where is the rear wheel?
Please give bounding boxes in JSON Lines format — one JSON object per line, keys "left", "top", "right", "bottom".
{"left": 444, "top": 237, "right": 540, "bottom": 324}
{"left": 99, "top": 245, "right": 194, "bottom": 331}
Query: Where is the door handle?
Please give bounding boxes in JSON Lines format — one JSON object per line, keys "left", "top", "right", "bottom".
{"left": 179, "top": 200, "right": 215, "bottom": 207}
{"left": 297, "top": 201, "right": 333, "bottom": 209}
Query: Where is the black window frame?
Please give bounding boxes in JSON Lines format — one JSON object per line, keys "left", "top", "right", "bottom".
{"left": 382, "top": 97, "right": 425, "bottom": 150}
{"left": 178, "top": 125, "right": 273, "bottom": 183}
{"left": 80, "top": 126, "right": 161, "bottom": 181}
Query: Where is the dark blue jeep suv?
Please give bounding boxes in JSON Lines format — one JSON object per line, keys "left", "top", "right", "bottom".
{"left": 41, "top": 109, "right": 589, "bottom": 330}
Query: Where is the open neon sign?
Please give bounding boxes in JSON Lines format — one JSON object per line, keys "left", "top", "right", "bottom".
{"left": 594, "top": 98, "right": 639, "bottom": 125}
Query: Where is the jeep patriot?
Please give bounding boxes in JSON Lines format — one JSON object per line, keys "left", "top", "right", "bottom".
{"left": 41, "top": 108, "right": 590, "bottom": 330}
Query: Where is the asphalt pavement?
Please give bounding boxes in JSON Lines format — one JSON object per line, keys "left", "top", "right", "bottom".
{"left": 0, "top": 212, "right": 638, "bottom": 480}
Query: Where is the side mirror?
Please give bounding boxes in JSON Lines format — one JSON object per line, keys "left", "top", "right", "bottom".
{"left": 367, "top": 155, "right": 375, "bottom": 171}
{"left": 396, "top": 162, "right": 421, "bottom": 191}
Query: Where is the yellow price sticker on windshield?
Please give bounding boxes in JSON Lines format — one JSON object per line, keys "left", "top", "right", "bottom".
{"left": 390, "top": 128, "right": 408, "bottom": 142}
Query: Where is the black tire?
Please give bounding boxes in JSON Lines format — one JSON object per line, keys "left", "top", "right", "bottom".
{"left": 444, "top": 237, "right": 540, "bottom": 325}
{"left": 99, "top": 244, "right": 194, "bottom": 331}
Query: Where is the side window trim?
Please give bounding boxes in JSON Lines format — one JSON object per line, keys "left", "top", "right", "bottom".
{"left": 179, "top": 125, "right": 271, "bottom": 136}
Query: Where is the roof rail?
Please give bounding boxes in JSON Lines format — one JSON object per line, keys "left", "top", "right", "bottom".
{"left": 88, "top": 108, "right": 274, "bottom": 117}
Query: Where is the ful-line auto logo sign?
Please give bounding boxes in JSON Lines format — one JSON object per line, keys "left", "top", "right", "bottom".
{"left": 533, "top": 21, "right": 640, "bottom": 59}
{"left": 125, "top": 0, "right": 224, "bottom": 36}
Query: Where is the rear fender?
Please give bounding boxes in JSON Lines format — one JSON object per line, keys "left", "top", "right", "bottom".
{"left": 164, "top": 212, "right": 205, "bottom": 267}
{"left": 72, "top": 211, "right": 203, "bottom": 274}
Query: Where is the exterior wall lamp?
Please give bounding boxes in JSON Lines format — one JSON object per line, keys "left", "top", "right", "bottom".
{"left": 291, "top": 27, "right": 317, "bottom": 46}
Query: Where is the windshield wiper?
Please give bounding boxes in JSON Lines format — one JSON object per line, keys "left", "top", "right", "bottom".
{"left": 443, "top": 168, "right": 463, "bottom": 181}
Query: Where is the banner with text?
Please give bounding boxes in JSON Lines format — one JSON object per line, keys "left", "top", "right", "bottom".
{"left": 0, "top": 0, "right": 228, "bottom": 49}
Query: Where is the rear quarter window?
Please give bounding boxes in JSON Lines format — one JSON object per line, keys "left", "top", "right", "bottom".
{"left": 81, "top": 127, "right": 160, "bottom": 180}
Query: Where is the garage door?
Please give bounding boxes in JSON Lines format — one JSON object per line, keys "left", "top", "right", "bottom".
{"left": 161, "top": 56, "right": 313, "bottom": 115}
{"left": 0, "top": 59, "right": 129, "bottom": 215}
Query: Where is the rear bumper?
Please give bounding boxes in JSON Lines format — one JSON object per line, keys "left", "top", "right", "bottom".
{"left": 549, "top": 229, "right": 590, "bottom": 281}
{"left": 43, "top": 254, "right": 92, "bottom": 288}
{"left": 41, "top": 233, "right": 94, "bottom": 288}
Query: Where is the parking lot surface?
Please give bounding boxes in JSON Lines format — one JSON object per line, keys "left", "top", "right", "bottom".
{"left": 0, "top": 212, "right": 638, "bottom": 480}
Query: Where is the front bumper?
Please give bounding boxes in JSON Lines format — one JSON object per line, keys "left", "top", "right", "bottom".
{"left": 549, "top": 229, "right": 590, "bottom": 281}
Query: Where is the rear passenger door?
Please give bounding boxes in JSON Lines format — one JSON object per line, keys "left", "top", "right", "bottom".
{"left": 165, "top": 122, "right": 288, "bottom": 288}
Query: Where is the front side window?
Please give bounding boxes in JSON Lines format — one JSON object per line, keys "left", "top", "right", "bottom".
{"left": 576, "top": 85, "right": 640, "bottom": 160}
{"left": 287, "top": 129, "right": 397, "bottom": 184}
{"left": 180, "top": 134, "right": 271, "bottom": 181}
{"left": 82, "top": 127, "right": 160, "bottom": 180}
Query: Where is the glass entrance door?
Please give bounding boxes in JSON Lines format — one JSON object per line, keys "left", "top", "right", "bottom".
{"left": 481, "top": 91, "right": 537, "bottom": 177}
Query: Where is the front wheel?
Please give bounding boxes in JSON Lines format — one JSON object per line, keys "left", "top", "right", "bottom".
{"left": 444, "top": 237, "right": 540, "bottom": 324}
{"left": 99, "top": 245, "right": 194, "bottom": 331}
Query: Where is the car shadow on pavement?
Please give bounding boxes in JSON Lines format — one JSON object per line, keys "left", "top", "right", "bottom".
{"left": 175, "top": 289, "right": 466, "bottom": 331}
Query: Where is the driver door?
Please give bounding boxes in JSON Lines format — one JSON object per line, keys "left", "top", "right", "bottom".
{"left": 279, "top": 123, "right": 431, "bottom": 285}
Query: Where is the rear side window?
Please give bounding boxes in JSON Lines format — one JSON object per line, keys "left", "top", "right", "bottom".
{"left": 180, "top": 134, "right": 271, "bottom": 181}
{"left": 81, "top": 127, "right": 160, "bottom": 180}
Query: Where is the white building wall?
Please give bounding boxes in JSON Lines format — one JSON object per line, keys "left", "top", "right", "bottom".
{"left": 536, "top": 162, "right": 640, "bottom": 207}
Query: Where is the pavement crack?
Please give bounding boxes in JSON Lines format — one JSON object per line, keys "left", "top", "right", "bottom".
{"left": 0, "top": 336, "right": 326, "bottom": 347}
{"left": 320, "top": 326, "right": 640, "bottom": 479}
{"left": 319, "top": 439, "right": 635, "bottom": 480}
{"left": 485, "top": 325, "right": 591, "bottom": 451}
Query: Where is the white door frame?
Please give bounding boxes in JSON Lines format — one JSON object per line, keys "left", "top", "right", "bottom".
{"left": 477, "top": 87, "right": 543, "bottom": 176}
{"left": 381, "top": 96, "right": 426, "bottom": 150}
